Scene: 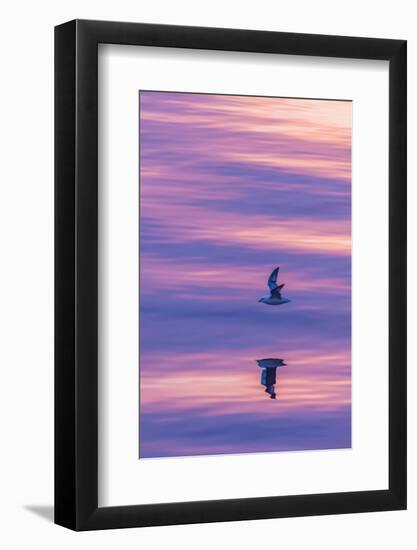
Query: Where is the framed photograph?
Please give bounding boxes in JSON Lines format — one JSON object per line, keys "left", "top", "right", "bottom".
{"left": 55, "top": 19, "right": 406, "bottom": 530}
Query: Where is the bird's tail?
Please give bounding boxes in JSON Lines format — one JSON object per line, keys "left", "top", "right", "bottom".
{"left": 277, "top": 284, "right": 285, "bottom": 291}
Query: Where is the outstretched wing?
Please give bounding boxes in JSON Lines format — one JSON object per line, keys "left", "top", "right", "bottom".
{"left": 271, "top": 284, "right": 285, "bottom": 298}
{"left": 268, "top": 267, "right": 285, "bottom": 298}
{"left": 267, "top": 267, "right": 279, "bottom": 291}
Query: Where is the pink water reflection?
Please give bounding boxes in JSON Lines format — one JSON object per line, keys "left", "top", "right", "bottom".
{"left": 139, "top": 91, "right": 351, "bottom": 458}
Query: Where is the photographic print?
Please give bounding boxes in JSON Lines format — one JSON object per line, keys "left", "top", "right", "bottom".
{"left": 139, "top": 91, "right": 352, "bottom": 459}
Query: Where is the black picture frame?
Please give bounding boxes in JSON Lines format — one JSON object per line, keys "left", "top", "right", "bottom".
{"left": 55, "top": 19, "right": 407, "bottom": 531}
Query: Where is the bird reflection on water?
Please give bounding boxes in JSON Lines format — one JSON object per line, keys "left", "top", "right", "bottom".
{"left": 256, "top": 358, "right": 287, "bottom": 399}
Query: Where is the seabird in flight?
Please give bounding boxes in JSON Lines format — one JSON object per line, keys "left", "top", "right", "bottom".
{"left": 256, "top": 358, "right": 287, "bottom": 399}
{"left": 258, "top": 267, "right": 291, "bottom": 305}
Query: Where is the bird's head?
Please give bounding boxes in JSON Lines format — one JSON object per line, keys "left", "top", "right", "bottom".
{"left": 258, "top": 296, "right": 267, "bottom": 303}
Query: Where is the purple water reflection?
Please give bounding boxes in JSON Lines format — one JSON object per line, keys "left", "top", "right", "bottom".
{"left": 139, "top": 91, "right": 351, "bottom": 458}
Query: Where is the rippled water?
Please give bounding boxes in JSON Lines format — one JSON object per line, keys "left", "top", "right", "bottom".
{"left": 138, "top": 91, "right": 351, "bottom": 458}
{"left": 139, "top": 300, "right": 351, "bottom": 458}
